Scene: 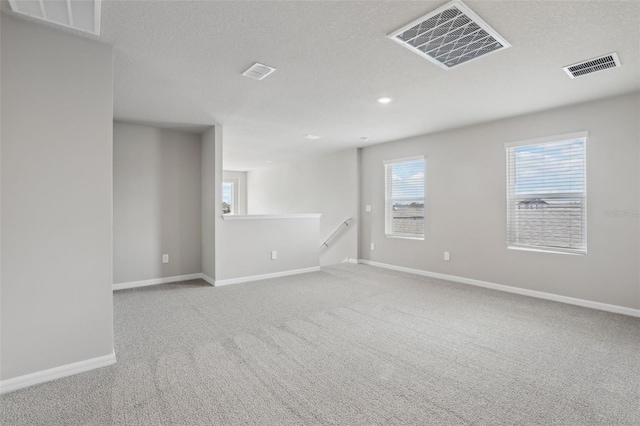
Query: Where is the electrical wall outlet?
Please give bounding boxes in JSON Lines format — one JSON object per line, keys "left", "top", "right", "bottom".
{"left": 444, "top": 251, "right": 450, "bottom": 261}
{"left": 370, "top": 243, "right": 375, "bottom": 251}
{"left": 162, "top": 254, "right": 169, "bottom": 264}
{"left": 271, "top": 250, "right": 277, "bottom": 260}
{"left": 365, "top": 205, "right": 372, "bottom": 212}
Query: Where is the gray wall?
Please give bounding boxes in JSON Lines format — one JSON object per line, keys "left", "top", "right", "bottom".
{"left": 1, "top": 16, "right": 114, "bottom": 380}
{"left": 201, "top": 126, "right": 220, "bottom": 280}
{"left": 113, "top": 122, "right": 202, "bottom": 284}
{"left": 1, "top": 12, "right": 3, "bottom": 374}
{"left": 247, "top": 149, "right": 359, "bottom": 266}
{"left": 359, "top": 93, "right": 640, "bottom": 309}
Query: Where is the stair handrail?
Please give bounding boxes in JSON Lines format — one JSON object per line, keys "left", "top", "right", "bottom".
{"left": 320, "top": 217, "right": 352, "bottom": 248}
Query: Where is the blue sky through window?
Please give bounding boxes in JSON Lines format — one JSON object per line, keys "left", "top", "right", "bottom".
{"left": 514, "top": 138, "right": 585, "bottom": 195}
{"left": 222, "top": 182, "right": 233, "bottom": 204}
{"left": 391, "top": 159, "right": 424, "bottom": 200}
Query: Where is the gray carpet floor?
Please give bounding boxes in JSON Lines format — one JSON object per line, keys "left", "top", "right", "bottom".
{"left": 1, "top": 263, "right": 639, "bottom": 425}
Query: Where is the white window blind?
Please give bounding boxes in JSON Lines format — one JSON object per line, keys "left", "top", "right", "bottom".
{"left": 384, "top": 157, "right": 425, "bottom": 238}
{"left": 505, "top": 133, "right": 587, "bottom": 254}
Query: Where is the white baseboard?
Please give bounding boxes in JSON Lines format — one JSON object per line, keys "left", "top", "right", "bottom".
{"left": 114, "top": 268, "right": 321, "bottom": 289}
{"left": 200, "top": 273, "right": 215, "bottom": 286}
{"left": 357, "top": 259, "right": 640, "bottom": 318}
{"left": 343, "top": 258, "right": 359, "bottom": 264}
{"left": 215, "top": 266, "right": 321, "bottom": 286}
{"left": 0, "top": 350, "right": 116, "bottom": 395}
{"left": 113, "top": 273, "right": 203, "bottom": 291}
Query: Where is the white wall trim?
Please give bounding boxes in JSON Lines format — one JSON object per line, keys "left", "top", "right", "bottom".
{"left": 0, "top": 350, "right": 116, "bottom": 394}
{"left": 222, "top": 214, "right": 321, "bottom": 221}
{"left": 200, "top": 273, "right": 215, "bottom": 286}
{"left": 358, "top": 260, "right": 640, "bottom": 318}
{"left": 113, "top": 273, "right": 203, "bottom": 291}
{"left": 215, "top": 266, "right": 321, "bottom": 286}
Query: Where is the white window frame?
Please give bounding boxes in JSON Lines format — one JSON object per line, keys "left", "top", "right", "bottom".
{"left": 222, "top": 178, "right": 238, "bottom": 215}
{"left": 384, "top": 155, "right": 425, "bottom": 240}
{"left": 505, "top": 131, "right": 587, "bottom": 255}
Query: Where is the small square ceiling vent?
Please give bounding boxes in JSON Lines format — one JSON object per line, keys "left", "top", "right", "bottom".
{"left": 563, "top": 53, "right": 621, "bottom": 79}
{"left": 242, "top": 63, "right": 277, "bottom": 81}
{"left": 388, "top": 0, "right": 510, "bottom": 69}
{"left": 8, "top": 0, "right": 101, "bottom": 36}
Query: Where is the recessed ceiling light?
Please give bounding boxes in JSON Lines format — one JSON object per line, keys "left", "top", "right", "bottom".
{"left": 360, "top": 137, "right": 369, "bottom": 141}
{"left": 303, "top": 134, "right": 321, "bottom": 140}
{"left": 377, "top": 97, "right": 393, "bottom": 104}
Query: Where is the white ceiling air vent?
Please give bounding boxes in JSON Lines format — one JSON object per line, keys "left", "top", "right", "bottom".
{"left": 8, "top": 0, "right": 101, "bottom": 36}
{"left": 388, "top": 0, "right": 510, "bottom": 69}
{"left": 242, "top": 63, "right": 277, "bottom": 80}
{"left": 563, "top": 53, "right": 621, "bottom": 79}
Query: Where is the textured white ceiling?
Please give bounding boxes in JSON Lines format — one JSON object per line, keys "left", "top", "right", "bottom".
{"left": 4, "top": 1, "right": 640, "bottom": 170}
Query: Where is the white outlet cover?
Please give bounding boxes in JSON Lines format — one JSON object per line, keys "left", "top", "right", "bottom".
{"left": 162, "top": 254, "right": 169, "bottom": 263}
{"left": 366, "top": 205, "right": 372, "bottom": 212}
{"left": 370, "top": 243, "right": 375, "bottom": 250}
{"left": 271, "top": 250, "right": 277, "bottom": 260}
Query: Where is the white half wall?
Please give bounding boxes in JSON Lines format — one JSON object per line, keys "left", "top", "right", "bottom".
{"left": 113, "top": 122, "right": 202, "bottom": 284}
{"left": 217, "top": 215, "right": 320, "bottom": 281}
{"left": 359, "top": 93, "right": 640, "bottom": 310}
{"left": 247, "top": 149, "right": 358, "bottom": 265}
{"left": 1, "top": 16, "right": 114, "bottom": 380}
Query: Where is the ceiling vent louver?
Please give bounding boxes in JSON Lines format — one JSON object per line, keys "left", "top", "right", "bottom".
{"left": 242, "top": 63, "right": 277, "bottom": 80}
{"left": 563, "top": 53, "right": 621, "bottom": 79}
{"left": 8, "top": 0, "right": 101, "bottom": 36}
{"left": 388, "top": 0, "right": 510, "bottom": 70}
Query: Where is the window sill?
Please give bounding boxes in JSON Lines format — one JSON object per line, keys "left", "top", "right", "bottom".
{"left": 385, "top": 234, "right": 424, "bottom": 241}
{"left": 508, "top": 245, "right": 586, "bottom": 256}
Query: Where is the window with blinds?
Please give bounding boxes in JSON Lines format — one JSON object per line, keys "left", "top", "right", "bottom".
{"left": 384, "top": 157, "right": 425, "bottom": 238}
{"left": 505, "top": 132, "right": 587, "bottom": 254}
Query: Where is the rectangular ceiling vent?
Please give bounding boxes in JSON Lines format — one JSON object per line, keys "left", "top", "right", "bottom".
{"left": 242, "top": 63, "right": 277, "bottom": 81}
{"left": 388, "top": 0, "right": 510, "bottom": 70}
{"left": 563, "top": 53, "right": 621, "bottom": 79}
{"left": 8, "top": 0, "right": 101, "bottom": 36}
